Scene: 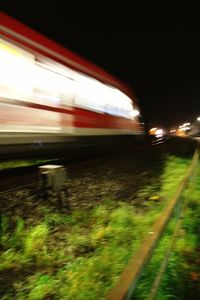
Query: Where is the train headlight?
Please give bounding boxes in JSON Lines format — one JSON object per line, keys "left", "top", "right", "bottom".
{"left": 130, "top": 109, "right": 140, "bottom": 119}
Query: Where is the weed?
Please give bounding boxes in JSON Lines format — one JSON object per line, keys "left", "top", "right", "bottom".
{"left": 132, "top": 162, "right": 200, "bottom": 299}
{"left": 0, "top": 154, "right": 194, "bottom": 299}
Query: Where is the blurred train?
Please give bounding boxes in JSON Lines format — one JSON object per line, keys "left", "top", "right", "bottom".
{"left": 0, "top": 13, "right": 144, "bottom": 158}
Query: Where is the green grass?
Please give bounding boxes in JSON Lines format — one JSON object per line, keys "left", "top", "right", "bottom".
{"left": 0, "top": 159, "right": 58, "bottom": 170}
{"left": 132, "top": 161, "right": 200, "bottom": 300}
{"left": 0, "top": 155, "right": 193, "bottom": 299}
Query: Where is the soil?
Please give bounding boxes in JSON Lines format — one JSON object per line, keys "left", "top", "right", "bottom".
{"left": 0, "top": 147, "right": 166, "bottom": 226}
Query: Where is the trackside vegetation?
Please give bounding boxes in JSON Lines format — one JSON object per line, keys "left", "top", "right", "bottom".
{"left": 0, "top": 159, "right": 57, "bottom": 170}
{"left": 0, "top": 155, "right": 196, "bottom": 299}
{"left": 132, "top": 161, "right": 200, "bottom": 299}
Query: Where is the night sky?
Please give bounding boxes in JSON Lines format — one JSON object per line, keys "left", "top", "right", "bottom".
{"left": 1, "top": 1, "right": 200, "bottom": 130}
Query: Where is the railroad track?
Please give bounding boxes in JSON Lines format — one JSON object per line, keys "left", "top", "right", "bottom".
{"left": 0, "top": 139, "right": 163, "bottom": 194}
{"left": 0, "top": 139, "right": 198, "bottom": 300}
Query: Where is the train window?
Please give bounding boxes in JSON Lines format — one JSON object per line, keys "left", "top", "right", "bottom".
{"left": 0, "top": 38, "right": 139, "bottom": 119}
{"left": 73, "top": 71, "right": 138, "bottom": 119}
{"left": 104, "top": 86, "right": 136, "bottom": 119}
{"left": 0, "top": 38, "right": 34, "bottom": 101}
{"left": 74, "top": 73, "right": 105, "bottom": 113}
{"left": 33, "top": 59, "right": 75, "bottom": 107}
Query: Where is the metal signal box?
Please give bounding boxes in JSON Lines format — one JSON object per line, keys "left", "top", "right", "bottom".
{"left": 39, "top": 165, "right": 66, "bottom": 192}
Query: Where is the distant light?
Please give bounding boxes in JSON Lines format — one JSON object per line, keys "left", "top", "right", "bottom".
{"left": 179, "top": 123, "right": 191, "bottom": 129}
{"left": 150, "top": 127, "right": 157, "bottom": 133}
{"left": 176, "top": 129, "right": 186, "bottom": 136}
{"left": 183, "top": 126, "right": 190, "bottom": 131}
{"left": 156, "top": 129, "right": 163, "bottom": 135}
{"left": 197, "top": 117, "right": 200, "bottom": 121}
{"left": 155, "top": 129, "right": 164, "bottom": 137}
{"left": 170, "top": 129, "right": 176, "bottom": 133}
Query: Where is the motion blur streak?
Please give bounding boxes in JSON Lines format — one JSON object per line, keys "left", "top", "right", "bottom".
{"left": 0, "top": 13, "right": 144, "bottom": 157}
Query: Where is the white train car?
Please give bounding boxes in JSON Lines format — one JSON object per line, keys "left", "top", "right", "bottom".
{"left": 0, "top": 13, "right": 144, "bottom": 157}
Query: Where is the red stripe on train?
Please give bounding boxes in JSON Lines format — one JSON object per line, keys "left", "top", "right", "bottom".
{"left": 0, "top": 98, "right": 139, "bottom": 130}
